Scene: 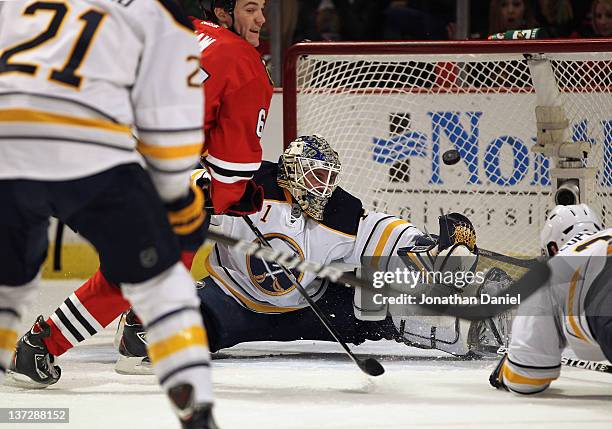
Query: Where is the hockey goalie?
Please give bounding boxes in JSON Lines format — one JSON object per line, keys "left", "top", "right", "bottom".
{"left": 9, "top": 135, "right": 513, "bottom": 384}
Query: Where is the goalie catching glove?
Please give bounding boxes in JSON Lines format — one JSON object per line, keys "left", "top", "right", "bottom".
{"left": 165, "top": 184, "right": 209, "bottom": 252}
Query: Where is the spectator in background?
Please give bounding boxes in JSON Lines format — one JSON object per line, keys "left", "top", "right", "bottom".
{"left": 489, "top": 0, "right": 539, "bottom": 34}
{"left": 315, "top": 0, "right": 342, "bottom": 40}
{"left": 536, "top": 0, "right": 579, "bottom": 37}
{"left": 591, "top": 0, "right": 612, "bottom": 36}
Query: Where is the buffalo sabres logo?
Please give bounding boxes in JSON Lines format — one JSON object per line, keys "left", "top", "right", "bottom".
{"left": 246, "top": 233, "right": 304, "bottom": 296}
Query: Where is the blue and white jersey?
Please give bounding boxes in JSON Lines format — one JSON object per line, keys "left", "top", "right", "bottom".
{"left": 204, "top": 162, "right": 423, "bottom": 313}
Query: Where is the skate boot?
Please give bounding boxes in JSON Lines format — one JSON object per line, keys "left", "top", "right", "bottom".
{"left": 115, "top": 309, "right": 152, "bottom": 375}
{"left": 169, "top": 383, "right": 219, "bottom": 429}
{"left": 5, "top": 315, "right": 61, "bottom": 388}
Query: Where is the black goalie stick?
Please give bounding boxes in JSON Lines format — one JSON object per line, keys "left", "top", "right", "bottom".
{"left": 412, "top": 261, "right": 551, "bottom": 321}
{"left": 241, "top": 216, "right": 385, "bottom": 377}
{"left": 204, "top": 229, "right": 551, "bottom": 322}
{"left": 478, "top": 247, "right": 540, "bottom": 269}
{"left": 497, "top": 347, "right": 612, "bottom": 374}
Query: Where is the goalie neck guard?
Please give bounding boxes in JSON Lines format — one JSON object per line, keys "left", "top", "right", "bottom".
{"left": 278, "top": 135, "right": 342, "bottom": 221}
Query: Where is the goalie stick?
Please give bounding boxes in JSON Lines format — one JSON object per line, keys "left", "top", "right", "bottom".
{"left": 497, "top": 347, "right": 612, "bottom": 374}
{"left": 204, "top": 230, "right": 551, "bottom": 321}
{"left": 422, "top": 224, "right": 539, "bottom": 269}
{"left": 241, "top": 216, "right": 385, "bottom": 377}
{"left": 478, "top": 247, "right": 540, "bottom": 269}
{"left": 412, "top": 260, "right": 551, "bottom": 321}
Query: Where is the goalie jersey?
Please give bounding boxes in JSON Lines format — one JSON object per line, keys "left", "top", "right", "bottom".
{"left": 205, "top": 162, "right": 423, "bottom": 313}
{"left": 0, "top": 0, "right": 203, "bottom": 201}
{"left": 501, "top": 228, "right": 612, "bottom": 394}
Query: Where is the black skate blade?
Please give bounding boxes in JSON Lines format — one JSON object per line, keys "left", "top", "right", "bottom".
{"left": 358, "top": 358, "right": 385, "bottom": 377}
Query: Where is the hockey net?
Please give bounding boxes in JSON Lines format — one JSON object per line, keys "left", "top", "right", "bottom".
{"left": 284, "top": 40, "right": 612, "bottom": 259}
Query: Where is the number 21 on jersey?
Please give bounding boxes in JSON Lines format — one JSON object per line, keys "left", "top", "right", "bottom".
{"left": 0, "top": 1, "right": 105, "bottom": 89}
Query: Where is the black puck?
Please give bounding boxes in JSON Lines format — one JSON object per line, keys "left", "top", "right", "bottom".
{"left": 442, "top": 149, "right": 460, "bottom": 165}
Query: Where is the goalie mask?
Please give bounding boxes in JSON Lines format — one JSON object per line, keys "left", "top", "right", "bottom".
{"left": 277, "top": 135, "right": 342, "bottom": 221}
{"left": 540, "top": 204, "right": 602, "bottom": 256}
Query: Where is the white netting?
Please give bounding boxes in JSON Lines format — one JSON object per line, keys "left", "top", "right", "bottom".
{"left": 290, "top": 44, "right": 612, "bottom": 256}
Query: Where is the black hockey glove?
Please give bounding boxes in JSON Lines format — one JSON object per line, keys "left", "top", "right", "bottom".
{"left": 165, "top": 184, "right": 209, "bottom": 252}
{"left": 489, "top": 354, "right": 509, "bottom": 391}
{"left": 224, "top": 180, "right": 264, "bottom": 217}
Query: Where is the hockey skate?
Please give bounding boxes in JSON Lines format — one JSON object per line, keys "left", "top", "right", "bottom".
{"left": 169, "top": 383, "right": 219, "bottom": 429}
{"left": 114, "top": 309, "right": 152, "bottom": 375}
{"left": 5, "top": 315, "right": 61, "bottom": 388}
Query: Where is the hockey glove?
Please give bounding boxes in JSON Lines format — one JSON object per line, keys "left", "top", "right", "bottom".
{"left": 223, "top": 179, "right": 264, "bottom": 216}
{"left": 165, "top": 184, "right": 209, "bottom": 252}
{"left": 489, "top": 354, "right": 509, "bottom": 391}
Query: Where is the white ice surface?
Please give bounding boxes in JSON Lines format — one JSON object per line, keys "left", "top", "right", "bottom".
{"left": 1, "top": 280, "right": 612, "bottom": 429}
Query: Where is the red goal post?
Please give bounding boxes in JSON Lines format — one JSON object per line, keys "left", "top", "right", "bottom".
{"left": 283, "top": 39, "right": 612, "bottom": 257}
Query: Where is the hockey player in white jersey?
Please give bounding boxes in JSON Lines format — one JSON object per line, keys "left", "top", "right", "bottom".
{"left": 115, "top": 135, "right": 512, "bottom": 374}
{"left": 0, "top": 1, "right": 216, "bottom": 427}
{"left": 490, "top": 204, "right": 611, "bottom": 394}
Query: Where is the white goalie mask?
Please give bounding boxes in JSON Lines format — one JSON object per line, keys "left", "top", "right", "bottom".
{"left": 277, "top": 135, "right": 342, "bottom": 220}
{"left": 540, "top": 204, "right": 602, "bottom": 256}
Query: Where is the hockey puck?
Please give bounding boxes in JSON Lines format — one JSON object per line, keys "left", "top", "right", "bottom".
{"left": 442, "top": 149, "right": 460, "bottom": 165}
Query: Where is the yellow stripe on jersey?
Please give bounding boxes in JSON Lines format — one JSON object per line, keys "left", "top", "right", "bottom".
{"left": 0, "top": 108, "right": 131, "bottom": 134}
{"left": 205, "top": 256, "right": 300, "bottom": 314}
{"left": 373, "top": 220, "right": 408, "bottom": 257}
{"left": 502, "top": 363, "right": 556, "bottom": 386}
{"left": 147, "top": 325, "right": 208, "bottom": 364}
{"left": 567, "top": 268, "right": 589, "bottom": 342}
{"left": 137, "top": 141, "right": 202, "bottom": 160}
{"left": 0, "top": 328, "right": 18, "bottom": 351}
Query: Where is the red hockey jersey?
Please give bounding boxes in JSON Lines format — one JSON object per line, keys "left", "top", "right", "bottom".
{"left": 192, "top": 19, "right": 273, "bottom": 213}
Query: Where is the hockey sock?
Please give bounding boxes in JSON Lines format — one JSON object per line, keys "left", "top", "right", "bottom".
{"left": 44, "top": 269, "right": 130, "bottom": 356}
{"left": 0, "top": 280, "right": 38, "bottom": 384}
{"left": 121, "top": 263, "right": 213, "bottom": 405}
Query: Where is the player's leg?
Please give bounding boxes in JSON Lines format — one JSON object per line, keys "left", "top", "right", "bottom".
{"left": 389, "top": 267, "right": 514, "bottom": 357}
{"left": 45, "top": 269, "right": 129, "bottom": 356}
{"left": 0, "top": 180, "right": 52, "bottom": 386}
{"left": 66, "top": 164, "right": 213, "bottom": 425}
{"left": 114, "top": 276, "right": 396, "bottom": 371}
{"left": 13, "top": 240, "right": 199, "bottom": 384}
{"left": 8, "top": 268, "right": 130, "bottom": 387}
{"left": 585, "top": 262, "right": 612, "bottom": 363}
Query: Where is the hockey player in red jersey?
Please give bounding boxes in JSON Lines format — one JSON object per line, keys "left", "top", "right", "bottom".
{"left": 7, "top": 0, "right": 272, "bottom": 390}
{"left": 196, "top": 0, "right": 272, "bottom": 214}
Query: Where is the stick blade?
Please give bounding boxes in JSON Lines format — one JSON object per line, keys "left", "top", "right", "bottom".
{"left": 358, "top": 358, "right": 385, "bottom": 376}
